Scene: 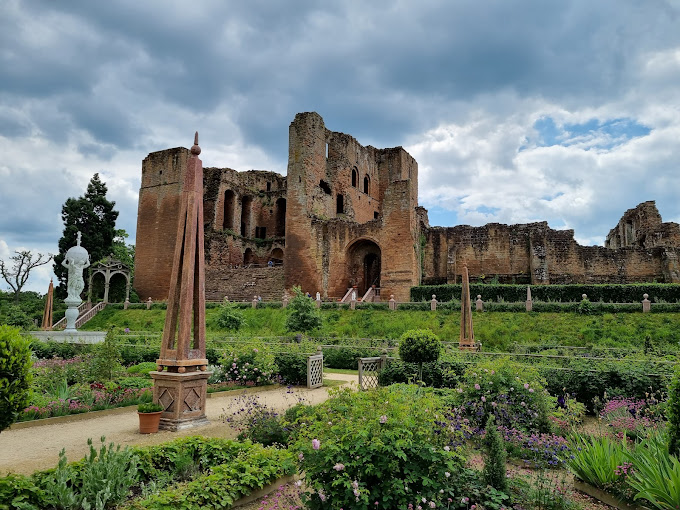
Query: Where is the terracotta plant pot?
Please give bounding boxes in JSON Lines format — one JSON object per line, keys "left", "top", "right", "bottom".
{"left": 138, "top": 411, "right": 162, "bottom": 434}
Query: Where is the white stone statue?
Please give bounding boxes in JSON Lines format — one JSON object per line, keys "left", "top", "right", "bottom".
{"left": 62, "top": 232, "right": 90, "bottom": 331}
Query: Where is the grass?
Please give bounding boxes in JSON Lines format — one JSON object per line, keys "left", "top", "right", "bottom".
{"left": 323, "top": 378, "right": 347, "bottom": 387}
{"left": 81, "top": 308, "right": 680, "bottom": 351}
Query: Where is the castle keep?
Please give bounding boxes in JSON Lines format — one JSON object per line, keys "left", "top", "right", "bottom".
{"left": 134, "top": 113, "right": 680, "bottom": 302}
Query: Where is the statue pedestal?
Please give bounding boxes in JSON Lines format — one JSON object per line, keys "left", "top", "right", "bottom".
{"left": 150, "top": 370, "right": 211, "bottom": 431}
{"left": 64, "top": 297, "right": 81, "bottom": 332}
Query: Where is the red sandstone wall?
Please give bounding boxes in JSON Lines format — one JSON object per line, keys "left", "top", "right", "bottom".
{"left": 134, "top": 148, "right": 188, "bottom": 300}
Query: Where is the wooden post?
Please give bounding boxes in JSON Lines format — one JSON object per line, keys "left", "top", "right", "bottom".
{"left": 42, "top": 279, "right": 54, "bottom": 330}
{"left": 459, "top": 265, "right": 476, "bottom": 351}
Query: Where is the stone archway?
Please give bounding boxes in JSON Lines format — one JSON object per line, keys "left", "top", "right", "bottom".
{"left": 346, "top": 239, "right": 381, "bottom": 296}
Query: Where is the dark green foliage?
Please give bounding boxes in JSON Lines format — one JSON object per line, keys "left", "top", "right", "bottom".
{"left": 577, "top": 297, "right": 593, "bottom": 315}
{"left": 668, "top": 368, "right": 680, "bottom": 457}
{"left": 45, "top": 437, "right": 139, "bottom": 510}
{"left": 285, "top": 286, "right": 322, "bottom": 333}
{"left": 0, "top": 473, "right": 48, "bottom": 509}
{"left": 54, "top": 173, "right": 119, "bottom": 298}
{"left": 126, "top": 362, "right": 157, "bottom": 377}
{"left": 411, "top": 283, "right": 680, "bottom": 304}
{"left": 540, "top": 360, "right": 667, "bottom": 413}
{"left": 483, "top": 415, "right": 508, "bottom": 493}
{"left": 138, "top": 402, "right": 163, "bottom": 413}
{"left": 90, "top": 327, "right": 123, "bottom": 381}
{"left": 2, "top": 304, "right": 33, "bottom": 329}
{"left": 0, "top": 325, "right": 32, "bottom": 432}
{"left": 398, "top": 329, "right": 441, "bottom": 364}
{"left": 128, "top": 443, "right": 295, "bottom": 509}
{"left": 378, "top": 360, "right": 464, "bottom": 388}
{"left": 322, "top": 346, "right": 382, "bottom": 369}
{"left": 214, "top": 299, "right": 245, "bottom": 331}
{"left": 273, "top": 353, "right": 307, "bottom": 385}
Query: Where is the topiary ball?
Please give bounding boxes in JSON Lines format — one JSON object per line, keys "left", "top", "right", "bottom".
{"left": 398, "top": 329, "right": 441, "bottom": 365}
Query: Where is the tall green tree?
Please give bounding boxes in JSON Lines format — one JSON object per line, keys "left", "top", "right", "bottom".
{"left": 53, "top": 174, "right": 119, "bottom": 298}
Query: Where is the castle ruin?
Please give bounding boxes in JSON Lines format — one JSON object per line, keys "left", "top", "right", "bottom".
{"left": 134, "top": 112, "right": 680, "bottom": 302}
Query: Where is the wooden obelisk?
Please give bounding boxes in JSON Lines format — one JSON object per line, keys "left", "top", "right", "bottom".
{"left": 42, "top": 279, "right": 53, "bottom": 330}
{"left": 151, "top": 132, "right": 211, "bottom": 431}
{"left": 459, "top": 265, "right": 476, "bottom": 351}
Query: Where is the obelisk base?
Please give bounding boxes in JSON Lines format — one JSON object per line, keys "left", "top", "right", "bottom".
{"left": 150, "top": 370, "right": 211, "bottom": 431}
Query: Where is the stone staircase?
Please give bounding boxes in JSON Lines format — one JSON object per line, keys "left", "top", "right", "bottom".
{"left": 52, "top": 301, "right": 107, "bottom": 330}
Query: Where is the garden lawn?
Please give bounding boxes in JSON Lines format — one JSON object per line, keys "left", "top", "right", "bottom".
{"left": 81, "top": 308, "right": 680, "bottom": 350}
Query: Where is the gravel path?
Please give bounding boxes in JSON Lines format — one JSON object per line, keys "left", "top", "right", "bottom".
{"left": 1, "top": 374, "right": 357, "bottom": 476}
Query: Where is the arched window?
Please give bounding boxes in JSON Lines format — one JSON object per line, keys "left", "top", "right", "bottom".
{"left": 223, "top": 190, "right": 235, "bottom": 230}
{"left": 352, "top": 168, "right": 358, "bottom": 187}
{"left": 363, "top": 175, "right": 370, "bottom": 195}
{"left": 336, "top": 194, "right": 344, "bottom": 214}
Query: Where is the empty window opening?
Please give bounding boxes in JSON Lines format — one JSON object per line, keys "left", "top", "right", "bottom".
{"left": 241, "top": 196, "right": 253, "bottom": 237}
{"left": 319, "top": 180, "right": 332, "bottom": 195}
{"left": 243, "top": 248, "right": 254, "bottom": 266}
{"left": 275, "top": 198, "right": 286, "bottom": 236}
{"left": 325, "top": 143, "right": 329, "bottom": 159}
{"left": 352, "top": 168, "right": 358, "bottom": 187}
{"left": 223, "top": 190, "right": 235, "bottom": 230}
{"left": 336, "top": 194, "right": 344, "bottom": 214}
{"left": 363, "top": 175, "right": 370, "bottom": 195}
{"left": 255, "top": 226, "right": 266, "bottom": 239}
{"left": 374, "top": 211, "right": 379, "bottom": 219}
{"left": 266, "top": 182, "right": 271, "bottom": 191}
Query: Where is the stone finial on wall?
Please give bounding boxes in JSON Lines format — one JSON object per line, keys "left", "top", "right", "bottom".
{"left": 389, "top": 294, "right": 396, "bottom": 310}
{"left": 526, "top": 286, "right": 532, "bottom": 312}
{"left": 430, "top": 294, "right": 437, "bottom": 311}
{"left": 146, "top": 297, "right": 153, "bottom": 310}
{"left": 642, "top": 293, "right": 651, "bottom": 313}
{"left": 252, "top": 295, "right": 258, "bottom": 308}
{"left": 475, "top": 295, "right": 483, "bottom": 312}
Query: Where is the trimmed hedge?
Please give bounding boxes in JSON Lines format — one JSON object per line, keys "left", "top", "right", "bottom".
{"left": 411, "top": 283, "right": 680, "bottom": 304}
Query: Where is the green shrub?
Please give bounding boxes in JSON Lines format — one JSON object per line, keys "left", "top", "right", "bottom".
{"left": 90, "top": 327, "right": 124, "bottom": 381}
{"left": 44, "top": 437, "right": 139, "bottom": 510}
{"left": 117, "top": 376, "right": 153, "bottom": 390}
{"left": 483, "top": 415, "right": 508, "bottom": 493}
{"left": 0, "top": 473, "right": 48, "bottom": 509}
{"left": 398, "top": 329, "right": 441, "bottom": 383}
{"left": 378, "top": 360, "right": 463, "bottom": 388}
{"left": 127, "top": 444, "right": 295, "bottom": 509}
{"left": 453, "top": 358, "right": 553, "bottom": 432}
{"left": 668, "top": 367, "right": 680, "bottom": 457}
{"left": 126, "top": 362, "right": 157, "bottom": 377}
{"left": 322, "top": 346, "right": 381, "bottom": 370}
{"left": 214, "top": 299, "right": 246, "bottom": 331}
{"left": 411, "top": 283, "right": 680, "bottom": 303}
{"left": 292, "top": 385, "right": 466, "bottom": 509}
{"left": 0, "top": 325, "right": 33, "bottom": 432}
{"left": 273, "top": 352, "right": 308, "bottom": 385}
{"left": 285, "top": 286, "right": 322, "bottom": 333}
{"left": 220, "top": 346, "right": 276, "bottom": 386}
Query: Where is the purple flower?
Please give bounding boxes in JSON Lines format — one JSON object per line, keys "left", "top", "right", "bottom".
{"left": 334, "top": 463, "right": 345, "bottom": 471}
{"left": 474, "top": 384, "right": 481, "bottom": 390}
{"left": 312, "top": 438, "right": 321, "bottom": 450}
{"left": 380, "top": 415, "right": 388, "bottom": 423}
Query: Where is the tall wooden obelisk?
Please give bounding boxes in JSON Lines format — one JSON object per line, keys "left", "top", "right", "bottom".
{"left": 151, "top": 132, "right": 211, "bottom": 431}
{"left": 459, "top": 265, "right": 476, "bottom": 351}
{"left": 42, "top": 279, "right": 54, "bottom": 330}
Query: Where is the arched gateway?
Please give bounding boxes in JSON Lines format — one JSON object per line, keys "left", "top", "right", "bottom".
{"left": 346, "top": 239, "right": 381, "bottom": 297}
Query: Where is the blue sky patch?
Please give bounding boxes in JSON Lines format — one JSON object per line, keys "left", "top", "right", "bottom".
{"left": 530, "top": 116, "right": 650, "bottom": 150}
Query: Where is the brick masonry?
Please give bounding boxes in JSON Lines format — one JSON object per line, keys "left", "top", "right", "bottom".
{"left": 134, "top": 114, "right": 680, "bottom": 302}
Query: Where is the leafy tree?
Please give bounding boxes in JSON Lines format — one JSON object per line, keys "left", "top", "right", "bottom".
{"left": 54, "top": 173, "right": 119, "bottom": 298}
{"left": 285, "top": 286, "right": 322, "bottom": 333}
{"left": 0, "top": 250, "right": 52, "bottom": 302}
{"left": 0, "top": 325, "right": 33, "bottom": 433}
{"left": 398, "top": 329, "right": 441, "bottom": 383}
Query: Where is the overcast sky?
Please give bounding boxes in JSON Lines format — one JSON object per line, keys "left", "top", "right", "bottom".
{"left": 2, "top": 0, "right": 680, "bottom": 294}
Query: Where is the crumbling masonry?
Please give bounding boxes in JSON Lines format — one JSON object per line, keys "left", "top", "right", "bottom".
{"left": 134, "top": 113, "right": 680, "bottom": 302}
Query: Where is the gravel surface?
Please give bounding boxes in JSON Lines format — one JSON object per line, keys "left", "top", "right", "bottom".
{"left": 0, "top": 375, "right": 357, "bottom": 476}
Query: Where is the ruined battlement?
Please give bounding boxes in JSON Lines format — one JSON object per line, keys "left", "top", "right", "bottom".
{"left": 134, "top": 113, "right": 680, "bottom": 302}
